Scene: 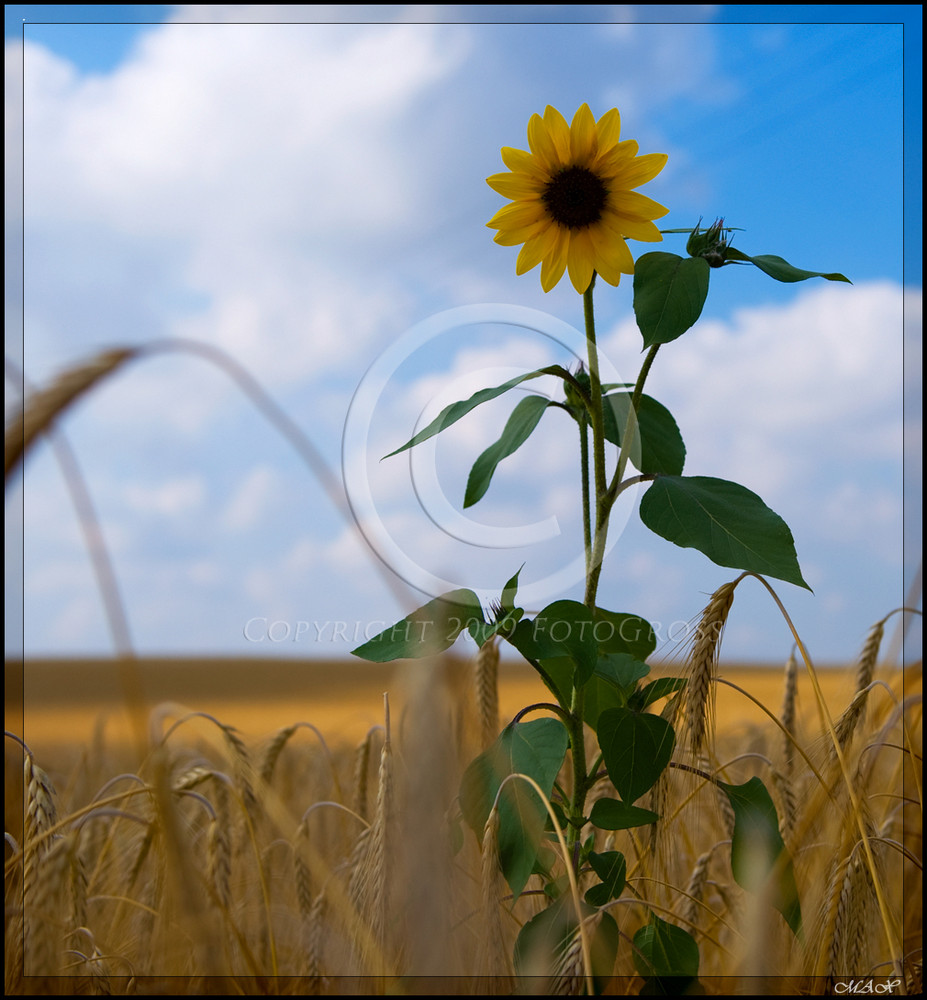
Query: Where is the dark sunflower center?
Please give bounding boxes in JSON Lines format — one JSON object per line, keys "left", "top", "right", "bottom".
{"left": 542, "top": 166, "right": 607, "bottom": 230}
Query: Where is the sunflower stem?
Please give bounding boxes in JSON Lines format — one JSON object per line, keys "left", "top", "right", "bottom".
{"left": 582, "top": 276, "right": 609, "bottom": 612}
{"left": 609, "top": 343, "right": 661, "bottom": 501}
{"left": 579, "top": 412, "right": 592, "bottom": 583}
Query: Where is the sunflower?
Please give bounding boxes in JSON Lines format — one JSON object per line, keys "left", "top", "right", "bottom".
{"left": 486, "top": 104, "right": 669, "bottom": 294}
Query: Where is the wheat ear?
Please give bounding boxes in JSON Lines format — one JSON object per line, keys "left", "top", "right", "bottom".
{"left": 23, "top": 754, "right": 59, "bottom": 903}
{"left": 825, "top": 839, "right": 878, "bottom": 976}
{"left": 259, "top": 724, "right": 298, "bottom": 786}
{"left": 477, "top": 807, "right": 510, "bottom": 980}
{"left": 684, "top": 580, "right": 737, "bottom": 760}
{"left": 780, "top": 646, "right": 799, "bottom": 771}
{"left": 351, "top": 728, "right": 378, "bottom": 822}
{"left": 207, "top": 793, "right": 232, "bottom": 911}
{"left": 681, "top": 848, "right": 713, "bottom": 931}
{"left": 833, "top": 618, "right": 885, "bottom": 754}
{"left": 305, "top": 889, "right": 327, "bottom": 985}
{"left": 6, "top": 348, "right": 137, "bottom": 481}
{"left": 347, "top": 696, "right": 393, "bottom": 974}
{"left": 475, "top": 636, "right": 501, "bottom": 749}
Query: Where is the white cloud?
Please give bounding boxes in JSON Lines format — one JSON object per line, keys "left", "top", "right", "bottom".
{"left": 612, "top": 280, "right": 912, "bottom": 502}
{"left": 123, "top": 475, "right": 206, "bottom": 517}
{"left": 16, "top": 22, "right": 470, "bottom": 389}
{"left": 220, "top": 464, "right": 278, "bottom": 531}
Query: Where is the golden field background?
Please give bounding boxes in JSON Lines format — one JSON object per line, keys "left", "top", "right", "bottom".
{"left": 9, "top": 655, "right": 867, "bottom": 761}
{"left": 5, "top": 652, "right": 922, "bottom": 993}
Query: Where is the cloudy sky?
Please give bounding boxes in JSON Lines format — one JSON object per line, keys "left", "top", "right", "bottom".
{"left": 6, "top": 5, "right": 922, "bottom": 667}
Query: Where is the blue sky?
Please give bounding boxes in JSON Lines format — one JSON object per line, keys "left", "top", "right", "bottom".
{"left": 6, "top": 5, "right": 922, "bottom": 667}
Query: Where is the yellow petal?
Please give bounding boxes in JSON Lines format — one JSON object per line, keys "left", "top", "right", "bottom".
{"left": 588, "top": 223, "right": 635, "bottom": 279}
{"left": 595, "top": 107, "right": 621, "bottom": 152}
{"left": 543, "top": 105, "right": 571, "bottom": 164}
{"left": 492, "top": 219, "right": 549, "bottom": 245}
{"left": 540, "top": 228, "right": 569, "bottom": 292}
{"left": 569, "top": 103, "right": 597, "bottom": 165}
{"left": 566, "top": 229, "right": 596, "bottom": 294}
{"left": 593, "top": 139, "right": 639, "bottom": 178}
{"left": 610, "top": 189, "right": 670, "bottom": 222}
{"left": 604, "top": 206, "right": 665, "bottom": 242}
{"left": 487, "top": 200, "right": 547, "bottom": 229}
{"left": 486, "top": 172, "right": 544, "bottom": 199}
{"left": 527, "top": 112, "right": 562, "bottom": 172}
{"left": 500, "top": 146, "right": 549, "bottom": 180}
{"left": 610, "top": 151, "right": 668, "bottom": 190}
{"left": 516, "top": 222, "right": 561, "bottom": 275}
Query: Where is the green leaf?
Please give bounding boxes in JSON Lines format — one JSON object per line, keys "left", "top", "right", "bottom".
{"left": 464, "top": 394, "right": 551, "bottom": 507}
{"left": 593, "top": 610, "right": 657, "bottom": 660}
{"left": 718, "top": 777, "right": 803, "bottom": 938}
{"left": 501, "top": 565, "right": 523, "bottom": 611}
{"left": 515, "top": 896, "right": 619, "bottom": 988}
{"left": 589, "top": 797, "right": 660, "bottom": 831}
{"left": 596, "top": 652, "right": 651, "bottom": 691}
{"left": 384, "top": 365, "right": 573, "bottom": 458}
{"left": 351, "top": 589, "right": 485, "bottom": 662}
{"left": 468, "top": 568, "right": 525, "bottom": 645}
{"left": 629, "top": 677, "right": 687, "bottom": 712}
{"left": 602, "top": 393, "right": 686, "bottom": 476}
{"left": 639, "top": 475, "right": 811, "bottom": 590}
{"left": 584, "top": 850, "right": 627, "bottom": 906}
{"left": 459, "top": 718, "right": 569, "bottom": 898}
{"left": 468, "top": 621, "right": 495, "bottom": 646}
{"left": 724, "top": 247, "right": 850, "bottom": 283}
{"left": 509, "top": 600, "right": 599, "bottom": 687}
{"left": 633, "top": 914, "right": 700, "bottom": 980}
{"left": 633, "top": 252, "right": 711, "bottom": 348}
{"left": 598, "top": 707, "right": 675, "bottom": 804}
{"left": 582, "top": 653, "right": 651, "bottom": 731}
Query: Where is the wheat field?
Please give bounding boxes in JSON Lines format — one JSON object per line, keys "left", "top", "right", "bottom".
{"left": 4, "top": 650, "right": 922, "bottom": 995}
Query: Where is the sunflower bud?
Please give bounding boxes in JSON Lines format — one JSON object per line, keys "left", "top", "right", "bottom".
{"left": 564, "top": 367, "right": 591, "bottom": 417}
{"left": 686, "top": 217, "right": 729, "bottom": 267}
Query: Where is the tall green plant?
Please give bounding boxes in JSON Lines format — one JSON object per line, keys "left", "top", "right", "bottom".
{"left": 352, "top": 103, "right": 847, "bottom": 991}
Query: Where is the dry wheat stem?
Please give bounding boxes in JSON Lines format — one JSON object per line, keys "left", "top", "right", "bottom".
{"left": 745, "top": 573, "right": 906, "bottom": 977}
{"left": 781, "top": 647, "right": 799, "bottom": 772}
{"left": 5, "top": 348, "right": 138, "bottom": 482}
{"left": 714, "top": 677, "right": 832, "bottom": 797}
{"left": 495, "top": 771, "right": 594, "bottom": 995}
{"left": 478, "top": 808, "right": 510, "bottom": 979}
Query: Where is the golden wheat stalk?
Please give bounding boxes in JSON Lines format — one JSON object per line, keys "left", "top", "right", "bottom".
{"left": 832, "top": 619, "right": 886, "bottom": 755}
{"left": 684, "top": 580, "right": 737, "bottom": 760}
{"left": 823, "top": 839, "right": 878, "bottom": 977}
{"left": 259, "top": 724, "right": 298, "bottom": 787}
{"left": 351, "top": 729, "right": 376, "bottom": 822}
{"left": 681, "top": 848, "right": 713, "bottom": 931}
{"left": 475, "top": 636, "right": 500, "bottom": 749}
{"left": 207, "top": 808, "right": 231, "bottom": 911}
{"left": 477, "top": 807, "right": 510, "bottom": 981}
{"left": 346, "top": 696, "right": 393, "bottom": 976}
{"left": 305, "top": 888, "right": 327, "bottom": 983}
{"left": 780, "top": 646, "right": 799, "bottom": 771}
{"left": 5, "top": 348, "right": 137, "bottom": 482}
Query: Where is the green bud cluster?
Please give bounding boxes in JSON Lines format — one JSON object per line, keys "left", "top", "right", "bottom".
{"left": 686, "top": 217, "right": 730, "bottom": 268}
